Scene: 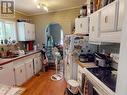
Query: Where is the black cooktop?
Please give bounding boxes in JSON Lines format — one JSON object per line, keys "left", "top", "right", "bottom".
{"left": 87, "top": 67, "right": 117, "bottom": 92}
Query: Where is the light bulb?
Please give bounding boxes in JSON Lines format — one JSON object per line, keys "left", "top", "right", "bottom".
{"left": 37, "top": 5, "right": 41, "bottom": 9}
{"left": 43, "top": 6, "right": 48, "bottom": 12}
{"left": 34, "top": 0, "right": 37, "bottom": 3}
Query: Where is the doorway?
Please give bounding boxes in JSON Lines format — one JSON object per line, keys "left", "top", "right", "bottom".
{"left": 44, "top": 23, "right": 64, "bottom": 68}
{"left": 45, "top": 23, "right": 64, "bottom": 47}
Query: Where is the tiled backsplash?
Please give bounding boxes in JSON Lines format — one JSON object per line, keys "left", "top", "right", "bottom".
{"left": 99, "top": 43, "right": 120, "bottom": 70}
{"left": 0, "top": 42, "right": 24, "bottom": 53}
{"left": 99, "top": 43, "right": 120, "bottom": 54}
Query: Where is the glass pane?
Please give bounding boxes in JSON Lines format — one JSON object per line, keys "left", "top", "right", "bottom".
{"left": 5, "top": 23, "right": 16, "bottom": 41}
{"left": 0, "top": 21, "right": 4, "bottom": 41}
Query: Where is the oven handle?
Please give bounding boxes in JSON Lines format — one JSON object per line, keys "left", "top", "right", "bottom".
{"left": 93, "top": 87, "right": 103, "bottom": 95}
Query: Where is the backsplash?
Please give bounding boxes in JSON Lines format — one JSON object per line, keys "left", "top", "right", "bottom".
{"left": 98, "top": 43, "right": 120, "bottom": 54}
{"left": 99, "top": 43, "right": 120, "bottom": 70}
{"left": 0, "top": 42, "right": 26, "bottom": 54}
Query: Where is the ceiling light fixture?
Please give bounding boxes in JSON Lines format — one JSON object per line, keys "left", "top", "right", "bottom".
{"left": 34, "top": 0, "right": 48, "bottom": 12}
{"left": 37, "top": 5, "right": 41, "bottom": 9}
{"left": 42, "top": 5, "right": 48, "bottom": 11}
{"left": 34, "top": 0, "right": 37, "bottom": 3}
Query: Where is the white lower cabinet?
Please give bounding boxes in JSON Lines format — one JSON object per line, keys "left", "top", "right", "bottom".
{"left": 0, "top": 62, "right": 15, "bottom": 86}
{"left": 38, "top": 56, "right": 42, "bottom": 72}
{"left": 33, "top": 58, "right": 39, "bottom": 74}
{"left": 14, "top": 64, "right": 26, "bottom": 86}
{"left": 25, "top": 59, "right": 34, "bottom": 80}
{"left": 0, "top": 52, "right": 41, "bottom": 86}
{"left": 33, "top": 56, "right": 42, "bottom": 74}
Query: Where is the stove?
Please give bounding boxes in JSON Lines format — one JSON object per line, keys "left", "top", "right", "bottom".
{"left": 87, "top": 67, "right": 117, "bottom": 92}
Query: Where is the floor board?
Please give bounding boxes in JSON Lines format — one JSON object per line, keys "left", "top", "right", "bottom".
{"left": 22, "top": 70, "right": 67, "bottom": 95}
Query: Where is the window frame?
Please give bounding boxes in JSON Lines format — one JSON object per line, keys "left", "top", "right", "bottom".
{"left": 0, "top": 19, "right": 17, "bottom": 45}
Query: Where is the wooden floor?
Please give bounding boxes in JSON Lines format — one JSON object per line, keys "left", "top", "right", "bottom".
{"left": 22, "top": 70, "right": 67, "bottom": 95}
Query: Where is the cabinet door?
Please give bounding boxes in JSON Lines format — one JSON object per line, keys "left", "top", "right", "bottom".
{"left": 0, "top": 63, "right": 15, "bottom": 86}
{"left": 25, "top": 60, "right": 34, "bottom": 80}
{"left": 89, "top": 12, "right": 100, "bottom": 42}
{"left": 81, "top": 17, "right": 89, "bottom": 34}
{"left": 25, "top": 23, "right": 31, "bottom": 41}
{"left": 17, "top": 22, "right": 26, "bottom": 41}
{"left": 38, "top": 57, "right": 42, "bottom": 71}
{"left": 75, "top": 18, "right": 89, "bottom": 34}
{"left": 100, "top": 1, "right": 117, "bottom": 32}
{"left": 117, "top": 0, "right": 125, "bottom": 30}
{"left": 14, "top": 64, "right": 26, "bottom": 86}
{"left": 75, "top": 18, "right": 82, "bottom": 33}
{"left": 31, "top": 24, "right": 35, "bottom": 40}
{"left": 77, "top": 65, "right": 82, "bottom": 88}
{"left": 33, "top": 58, "right": 40, "bottom": 74}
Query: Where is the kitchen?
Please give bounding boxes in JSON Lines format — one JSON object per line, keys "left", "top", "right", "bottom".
{"left": 0, "top": 0, "right": 126, "bottom": 95}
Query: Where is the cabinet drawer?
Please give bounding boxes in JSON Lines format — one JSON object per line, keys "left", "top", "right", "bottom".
{"left": 100, "top": 1, "right": 117, "bottom": 32}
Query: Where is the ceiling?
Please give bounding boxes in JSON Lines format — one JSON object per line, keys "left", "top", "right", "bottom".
{"left": 15, "top": 0, "right": 86, "bottom": 16}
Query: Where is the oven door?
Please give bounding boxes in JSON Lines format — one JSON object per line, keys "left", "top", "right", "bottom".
{"left": 84, "top": 80, "right": 102, "bottom": 95}
{"left": 93, "top": 87, "right": 102, "bottom": 95}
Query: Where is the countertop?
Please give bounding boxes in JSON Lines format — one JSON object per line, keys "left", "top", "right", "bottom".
{"left": 0, "top": 50, "right": 41, "bottom": 66}
{"left": 75, "top": 60, "right": 97, "bottom": 68}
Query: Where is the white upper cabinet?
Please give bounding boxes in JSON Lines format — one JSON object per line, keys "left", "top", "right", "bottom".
{"left": 89, "top": 11, "right": 100, "bottom": 42}
{"left": 117, "top": 0, "right": 125, "bottom": 31}
{"left": 88, "top": 1, "right": 121, "bottom": 43}
{"left": 100, "top": 1, "right": 117, "bottom": 32}
{"left": 17, "top": 22, "right": 35, "bottom": 41}
{"left": 75, "top": 17, "right": 89, "bottom": 34}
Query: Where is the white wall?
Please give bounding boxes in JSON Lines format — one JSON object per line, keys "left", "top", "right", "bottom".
{"left": 29, "top": 8, "right": 80, "bottom": 46}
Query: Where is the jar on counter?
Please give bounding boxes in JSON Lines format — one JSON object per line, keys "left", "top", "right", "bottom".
{"left": 80, "top": 5, "right": 87, "bottom": 17}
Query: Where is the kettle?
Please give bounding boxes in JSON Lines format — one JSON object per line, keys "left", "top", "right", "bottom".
{"left": 79, "top": 53, "right": 95, "bottom": 63}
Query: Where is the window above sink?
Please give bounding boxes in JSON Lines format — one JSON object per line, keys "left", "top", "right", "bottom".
{"left": 0, "top": 19, "right": 17, "bottom": 45}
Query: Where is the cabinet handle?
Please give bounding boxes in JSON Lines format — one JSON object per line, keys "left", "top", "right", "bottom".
{"left": 92, "top": 26, "right": 94, "bottom": 31}
{"left": 29, "top": 64, "right": 31, "bottom": 68}
{"left": 80, "top": 23, "right": 82, "bottom": 28}
{"left": 105, "top": 16, "right": 108, "bottom": 23}
{"left": 0, "top": 67, "right": 3, "bottom": 70}
{"left": 20, "top": 69, "right": 22, "bottom": 73}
